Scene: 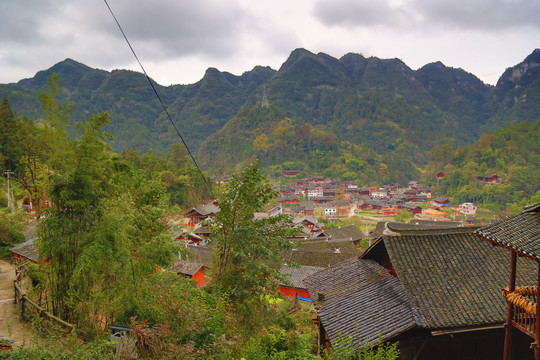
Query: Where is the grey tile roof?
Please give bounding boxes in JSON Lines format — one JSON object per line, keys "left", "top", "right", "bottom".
{"left": 306, "top": 228, "right": 537, "bottom": 351}
{"left": 304, "top": 258, "right": 415, "bottom": 348}
{"left": 171, "top": 260, "right": 207, "bottom": 276}
{"left": 475, "top": 202, "right": 540, "bottom": 260}
{"left": 384, "top": 231, "right": 537, "bottom": 329}
{"left": 186, "top": 203, "right": 220, "bottom": 216}
{"left": 10, "top": 220, "right": 39, "bottom": 263}
{"left": 279, "top": 265, "right": 324, "bottom": 289}
{"left": 10, "top": 239, "right": 39, "bottom": 263}
{"left": 323, "top": 225, "right": 363, "bottom": 242}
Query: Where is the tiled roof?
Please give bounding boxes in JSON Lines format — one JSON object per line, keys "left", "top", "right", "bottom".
{"left": 384, "top": 231, "right": 537, "bottom": 329}
{"left": 308, "top": 228, "right": 538, "bottom": 351}
{"left": 304, "top": 258, "right": 415, "bottom": 349}
{"left": 185, "top": 203, "right": 219, "bottom": 216}
{"left": 475, "top": 202, "right": 540, "bottom": 260}
{"left": 10, "top": 239, "right": 39, "bottom": 263}
{"left": 385, "top": 221, "right": 466, "bottom": 235}
{"left": 279, "top": 265, "right": 323, "bottom": 289}
{"left": 171, "top": 260, "right": 207, "bottom": 276}
{"left": 10, "top": 220, "right": 39, "bottom": 263}
{"left": 323, "top": 225, "right": 363, "bottom": 242}
{"left": 282, "top": 239, "right": 360, "bottom": 268}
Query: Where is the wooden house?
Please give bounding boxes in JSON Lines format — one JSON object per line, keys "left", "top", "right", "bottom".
{"left": 184, "top": 202, "right": 219, "bottom": 227}
{"left": 172, "top": 260, "right": 209, "bottom": 287}
{"left": 282, "top": 169, "right": 300, "bottom": 177}
{"left": 9, "top": 221, "right": 39, "bottom": 264}
{"left": 305, "top": 227, "right": 536, "bottom": 359}
{"left": 323, "top": 224, "right": 364, "bottom": 245}
{"left": 278, "top": 265, "right": 323, "bottom": 300}
{"left": 475, "top": 202, "right": 540, "bottom": 360}
{"left": 403, "top": 203, "right": 422, "bottom": 214}
{"left": 432, "top": 197, "right": 450, "bottom": 207}
{"left": 477, "top": 174, "right": 503, "bottom": 184}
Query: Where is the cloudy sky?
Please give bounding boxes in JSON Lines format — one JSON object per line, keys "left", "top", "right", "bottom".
{"left": 1, "top": 0, "right": 539, "bottom": 86}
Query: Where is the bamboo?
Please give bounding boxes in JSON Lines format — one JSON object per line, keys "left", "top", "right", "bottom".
{"left": 13, "top": 279, "right": 74, "bottom": 331}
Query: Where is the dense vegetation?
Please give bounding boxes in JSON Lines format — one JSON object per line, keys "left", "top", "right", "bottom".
{"left": 423, "top": 118, "right": 540, "bottom": 210}
{"left": 0, "top": 79, "right": 401, "bottom": 359}
{"left": 1, "top": 49, "right": 539, "bottom": 186}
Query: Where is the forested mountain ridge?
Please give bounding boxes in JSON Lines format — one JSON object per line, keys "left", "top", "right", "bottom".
{"left": 1, "top": 48, "right": 539, "bottom": 181}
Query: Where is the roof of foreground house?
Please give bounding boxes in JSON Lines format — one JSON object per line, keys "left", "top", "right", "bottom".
{"left": 381, "top": 231, "right": 536, "bottom": 329}
{"left": 304, "top": 258, "right": 415, "bottom": 349}
{"left": 475, "top": 201, "right": 540, "bottom": 260}
{"left": 305, "top": 228, "right": 537, "bottom": 349}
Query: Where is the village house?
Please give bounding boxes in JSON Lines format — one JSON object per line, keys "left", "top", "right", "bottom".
{"left": 371, "top": 189, "right": 389, "bottom": 198}
{"left": 9, "top": 221, "right": 39, "bottom": 265}
{"left": 323, "top": 224, "right": 364, "bottom": 245}
{"left": 278, "top": 265, "right": 323, "bottom": 301}
{"left": 171, "top": 260, "right": 209, "bottom": 287}
{"left": 477, "top": 174, "right": 503, "bottom": 184}
{"left": 402, "top": 203, "right": 423, "bottom": 214}
{"left": 305, "top": 227, "right": 537, "bottom": 359}
{"left": 307, "top": 187, "right": 324, "bottom": 199}
{"left": 432, "top": 197, "right": 450, "bottom": 207}
{"left": 324, "top": 206, "right": 337, "bottom": 217}
{"left": 475, "top": 202, "right": 540, "bottom": 360}
{"left": 422, "top": 207, "right": 447, "bottom": 221}
{"left": 458, "top": 202, "right": 477, "bottom": 215}
{"left": 184, "top": 202, "right": 220, "bottom": 227}
{"left": 172, "top": 228, "right": 206, "bottom": 246}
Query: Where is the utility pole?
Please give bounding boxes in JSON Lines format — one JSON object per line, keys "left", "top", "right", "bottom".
{"left": 4, "top": 170, "right": 14, "bottom": 209}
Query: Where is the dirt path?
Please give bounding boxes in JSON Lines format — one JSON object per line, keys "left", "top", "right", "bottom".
{"left": 0, "top": 259, "right": 36, "bottom": 347}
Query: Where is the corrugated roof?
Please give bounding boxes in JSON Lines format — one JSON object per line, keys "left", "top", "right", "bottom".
{"left": 475, "top": 202, "right": 540, "bottom": 260}
{"left": 304, "top": 258, "right": 415, "bottom": 349}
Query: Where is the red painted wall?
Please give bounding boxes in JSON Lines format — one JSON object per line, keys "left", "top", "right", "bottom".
{"left": 192, "top": 268, "right": 206, "bottom": 287}
{"left": 278, "top": 286, "right": 311, "bottom": 299}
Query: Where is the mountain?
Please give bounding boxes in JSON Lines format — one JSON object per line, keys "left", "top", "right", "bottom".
{"left": 483, "top": 48, "right": 540, "bottom": 131}
{"left": 1, "top": 49, "right": 540, "bottom": 181}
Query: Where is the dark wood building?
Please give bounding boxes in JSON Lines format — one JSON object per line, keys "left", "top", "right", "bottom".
{"left": 184, "top": 203, "right": 219, "bottom": 227}
{"left": 475, "top": 202, "right": 540, "bottom": 360}
{"left": 305, "top": 227, "right": 536, "bottom": 359}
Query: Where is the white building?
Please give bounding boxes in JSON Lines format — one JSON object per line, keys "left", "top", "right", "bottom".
{"left": 324, "top": 206, "right": 337, "bottom": 217}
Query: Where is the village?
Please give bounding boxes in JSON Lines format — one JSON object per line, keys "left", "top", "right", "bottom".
{"left": 5, "top": 167, "right": 540, "bottom": 359}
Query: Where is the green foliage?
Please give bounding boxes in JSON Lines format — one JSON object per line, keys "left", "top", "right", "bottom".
{"left": 324, "top": 336, "right": 399, "bottom": 360}
{"left": 0, "top": 212, "right": 25, "bottom": 257}
{"left": 241, "top": 326, "right": 318, "bottom": 360}
{"left": 393, "top": 209, "right": 414, "bottom": 223}
{"left": 37, "top": 112, "right": 178, "bottom": 334}
{"left": 208, "top": 160, "right": 298, "bottom": 327}
{"left": 0, "top": 333, "right": 117, "bottom": 360}
{"left": 427, "top": 118, "right": 540, "bottom": 209}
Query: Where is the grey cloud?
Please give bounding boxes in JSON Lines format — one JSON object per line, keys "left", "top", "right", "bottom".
{"left": 313, "top": 0, "right": 408, "bottom": 27}
{"left": 0, "top": 0, "right": 58, "bottom": 44}
{"left": 313, "top": 0, "right": 540, "bottom": 31}
{"left": 83, "top": 0, "right": 251, "bottom": 59}
{"left": 413, "top": 0, "right": 540, "bottom": 30}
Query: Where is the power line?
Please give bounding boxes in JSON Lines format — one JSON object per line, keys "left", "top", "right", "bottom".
{"left": 103, "top": 0, "right": 212, "bottom": 193}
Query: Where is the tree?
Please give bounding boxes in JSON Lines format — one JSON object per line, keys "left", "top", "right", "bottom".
{"left": 38, "top": 112, "right": 178, "bottom": 332}
{"left": 208, "top": 160, "right": 298, "bottom": 324}
{"left": 0, "top": 97, "right": 23, "bottom": 171}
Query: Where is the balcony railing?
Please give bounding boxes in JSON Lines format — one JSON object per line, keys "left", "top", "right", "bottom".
{"left": 504, "top": 285, "right": 537, "bottom": 338}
